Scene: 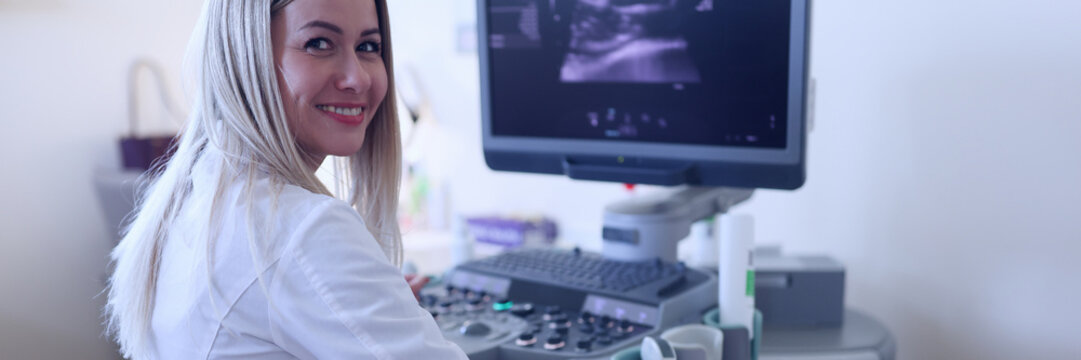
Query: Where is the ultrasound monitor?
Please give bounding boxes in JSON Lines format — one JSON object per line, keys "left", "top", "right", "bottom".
{"left": 479, "top": 0, "right": 811, "bottom": 190}
{"left": 417, "top": 3, "right": 818, "bottom": 358}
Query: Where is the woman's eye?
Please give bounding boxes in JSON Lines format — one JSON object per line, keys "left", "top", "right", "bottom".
{"left": 304, "top": 38, "right": 333, "bottom": 52}
{"left": 357, "top": 41, "right": 381, "bottom": 53}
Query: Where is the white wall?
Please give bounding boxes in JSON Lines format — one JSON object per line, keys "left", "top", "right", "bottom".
{"left": 389, "top": 1, "right": 1081, "bottom": 360}
{"left": 0, "top": 1, "right": 200, "bottom": 358}
{"left": 746, "top": 2, "right": 1081, "bottom": 359}
{"left": 1, "top": 0, "right": 1078, "bottom": 359}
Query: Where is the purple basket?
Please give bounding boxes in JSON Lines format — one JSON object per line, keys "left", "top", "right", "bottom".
{"left": 465, "top": 217, "right": 558, "bottom": 248}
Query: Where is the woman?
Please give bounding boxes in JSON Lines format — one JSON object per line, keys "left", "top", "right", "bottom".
{"left": 105, "top": 0, "right": 468, "bottom": 358}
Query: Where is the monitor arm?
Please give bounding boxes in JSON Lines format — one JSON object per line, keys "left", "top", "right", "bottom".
{"left": 601, "top": 186, "right": 754, "bottom": 262}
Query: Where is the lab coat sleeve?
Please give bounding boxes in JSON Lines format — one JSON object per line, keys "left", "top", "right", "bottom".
{"left": 267, "top": 199, "right": 468, "bottom": 360}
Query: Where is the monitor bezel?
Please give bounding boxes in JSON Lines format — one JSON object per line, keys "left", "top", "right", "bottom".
{"left": 479, "top": 0, "right": 811, "bottom": 189}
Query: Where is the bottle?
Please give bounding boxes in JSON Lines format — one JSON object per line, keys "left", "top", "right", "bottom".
{"left": 450, "top": 215, "right": 473, "bottom": 267}
{"left": 718, "top": 213, "right": 755, "bottom": 338}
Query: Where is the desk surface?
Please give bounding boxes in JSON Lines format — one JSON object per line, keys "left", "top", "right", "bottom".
{"left": 761, "top": 309, "right": 895, "bottom": 360}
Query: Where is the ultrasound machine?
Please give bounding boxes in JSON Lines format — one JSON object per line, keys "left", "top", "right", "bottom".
{"left": 419, "top": 1, "right": 895, "bottom": 359}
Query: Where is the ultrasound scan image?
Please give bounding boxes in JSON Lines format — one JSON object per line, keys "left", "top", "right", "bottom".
{"left": 560, "top": 0, "right": 702, "bottom": 84}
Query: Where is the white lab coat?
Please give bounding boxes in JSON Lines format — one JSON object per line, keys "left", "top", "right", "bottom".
{"left": 150, "top": 148, "right": 467, "bottom": 359}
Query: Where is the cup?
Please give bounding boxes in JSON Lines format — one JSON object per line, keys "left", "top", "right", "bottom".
{"left": 658, "top": 324, "right": 725, "bottom": 360}
{"left": 640, "top": 337, "right": 676, "bottom": 360}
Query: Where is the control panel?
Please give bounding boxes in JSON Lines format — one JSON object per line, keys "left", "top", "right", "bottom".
{"left": 420, "top": 249, "right": 718, "bottom": 360}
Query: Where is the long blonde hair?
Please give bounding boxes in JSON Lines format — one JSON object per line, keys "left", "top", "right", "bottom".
{"left": 104, "top": 0, "right": 401, "bottom": 357}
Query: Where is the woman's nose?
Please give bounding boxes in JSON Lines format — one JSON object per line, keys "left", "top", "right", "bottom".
{"left": 336, "top": 56, "right": 372, "bottom": 94}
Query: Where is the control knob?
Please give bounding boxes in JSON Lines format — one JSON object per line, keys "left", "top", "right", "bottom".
{"left": 515, "top": 332, "right": 537, "bottom": 347}
{"left": 544, "top": 335, "right": 566, "bottom": 351}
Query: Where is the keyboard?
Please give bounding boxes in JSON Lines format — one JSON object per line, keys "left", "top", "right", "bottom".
{"left": 461, "top": 248, "right": 685, "bottom": 294}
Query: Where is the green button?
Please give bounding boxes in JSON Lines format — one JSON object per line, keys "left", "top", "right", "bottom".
{"left": 493, "top": 301, "right": 514, "bottom": 311}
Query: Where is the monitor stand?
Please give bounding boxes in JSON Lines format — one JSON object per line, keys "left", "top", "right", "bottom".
{"left": 600, "top": 186, "right": 754, "bottom": 262}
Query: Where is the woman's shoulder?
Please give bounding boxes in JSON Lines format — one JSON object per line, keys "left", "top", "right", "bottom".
{"left": 206, "top": 176, "right": 373, "bottom": 270}
{"left": 195, "top": 147, "right": 353, "bottom": 226}
{"left": 271, "top": 180, "right": 341, "bottom": 214}
{"left": 247, "top": 178, "right": 391, "bottom": 263}
{"left": 247, "top": 177, "right": 364, "bottom": 231}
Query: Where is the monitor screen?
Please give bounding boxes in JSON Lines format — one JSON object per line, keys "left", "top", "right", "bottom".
{"left": 480, "top": 0, "right": 810, "bottom": 189}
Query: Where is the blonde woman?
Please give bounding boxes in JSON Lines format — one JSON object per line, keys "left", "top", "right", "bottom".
{"left": 105, "top": 0, "right": 468, "bottom": 358}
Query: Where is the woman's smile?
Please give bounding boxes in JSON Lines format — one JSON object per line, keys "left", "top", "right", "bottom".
{"left": 316, "top": 103, "right": 367, "bottom": 125}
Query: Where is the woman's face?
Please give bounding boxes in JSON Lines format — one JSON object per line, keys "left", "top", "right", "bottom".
{"left": 271, "top": 0, "right": 387, "bottom": 167}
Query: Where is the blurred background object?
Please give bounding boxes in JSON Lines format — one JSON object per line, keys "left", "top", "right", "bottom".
{"left": 95, "top": 57, "right": 185, "bottom": 242}
{"left": 119, "top": 58, "right": 183, "bottom": 171}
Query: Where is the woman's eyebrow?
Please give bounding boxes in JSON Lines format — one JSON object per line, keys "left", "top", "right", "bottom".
{"left": 299, "top": 20, "right": 380, "bottom": 38}
{"left": 360, "top": 28, "right": 380, "bottom": 37}
{"left": 299, "top": 20, "right": 342, "bottom": 34}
